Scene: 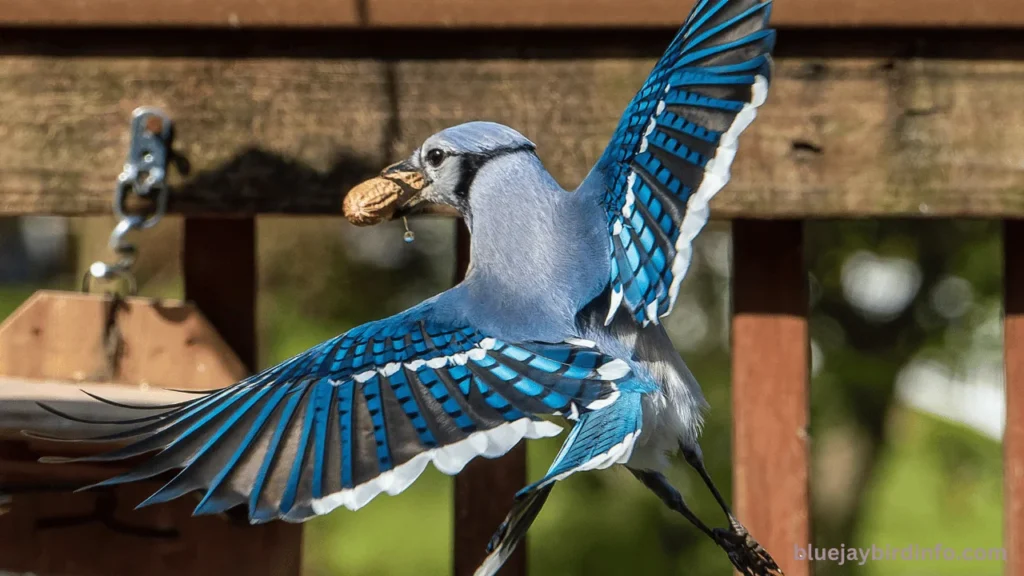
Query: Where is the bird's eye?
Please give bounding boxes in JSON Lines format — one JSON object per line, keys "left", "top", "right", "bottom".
{"left": 425, "top": 148, "right": 446, "bottom": 168}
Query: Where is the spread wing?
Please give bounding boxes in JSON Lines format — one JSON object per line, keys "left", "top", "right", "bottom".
{"left": 590, "top": 0, "right": 775, "bottom": 325}
{"left": 41, "top": 299, "right": 630, "bottom": 523}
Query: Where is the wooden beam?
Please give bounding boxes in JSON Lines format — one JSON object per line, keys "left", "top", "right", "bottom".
{"left": 1006, "top": 220, "right": 1024, "bottom": 576}
{"left": 2, "top": 47, "right": 1024, "bottom": 219}
{"left": 0, "top": 378, "right": 199, "bottom": 437}
{"left": 181, "top": 216, "right": 303, "bottom": 576}
{"left": 0, "top": 0, "right": 1021, "bottom": 29}
{"left": 731, "top": 220, "right": 810, "bottom": 576}
{"left": 183, "top": 218, "right": 258, "bottom": 370}
{"left": 0, "top": 482, "right": 305, "bottom": 576}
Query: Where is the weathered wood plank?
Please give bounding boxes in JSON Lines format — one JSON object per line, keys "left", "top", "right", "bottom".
{"left": 731, "top": 220, "right": 809, "bottom": 576}
{"left": 0, "top": 289, "right": 300, "bottom": 576}
{"left": 1, "top": 54, "right": 1024, "bottom": 218}
{"left": 183, "top": 218, "right": 257, "bottom": 370}
{"left": 0, "top": 0, "right": 1021, "bottom": 28}
{"left": 369, "top": 0, "right": 1024, "bottom": 29}
{"left": 0, "top": 291, "right": 247, "bottom": 390}
{"left": 0, "top": 378, "right": 198, "bottom": 436}
{"left": 0, "top": 482, "right": 302, "bottom": 576}
{"left": 0, "top": 0, "right": 361, "bottom": 27}
{"left": 182, "top": 212, "right": 303, "bottom": 575}
{"left": 1005, "top": 220, "right": 1024, "bottom": 576}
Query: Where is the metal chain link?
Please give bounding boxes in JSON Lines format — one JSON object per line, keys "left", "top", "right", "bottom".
{"left": 83, "top": 107, "right": 173, "bottom": 296}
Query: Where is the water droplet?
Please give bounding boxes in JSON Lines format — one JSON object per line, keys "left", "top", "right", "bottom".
{"left": 402, "top": 217, "right": 415, "bottom": 243}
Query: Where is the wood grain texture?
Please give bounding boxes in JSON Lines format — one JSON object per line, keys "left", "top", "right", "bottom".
{"left": 0, "top": 0, "right": 360, "bottom": 27}
{"left": 183, "top": 218, "right": 257, "bottom": 370}
{"left": 2, "top": 53, "right": 1023, "bottom": 218}
{"left": 1006, "top": 220, "right": 1024, "bottom": 576}
{"left": 0, "top": 0, "right": 1021, "bottom": 28}
{"left": 0, "top": 378, "right": 203, "bottom": 437}
{"left": 0, "top": 291, "right": 299, "bottom": 576}
{"left": 0, "top": 483, "right": 302, "bottom": 576}
{"left": 731, "top": 220, "right": 810, "bottom": 576}
{"left": 0, "top": 291, "right": 247, "bottom": 389}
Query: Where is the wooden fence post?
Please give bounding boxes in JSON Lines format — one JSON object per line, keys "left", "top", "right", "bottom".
{"left": 1005, "top": 220, "right": 1024, "bottom": 576}
{"left": 452, "top": 220, "right": 528, "bottom": 576}
{"left": 183, "top": 216, "right": 303, "bottom": 576}
{"left": 731, "top": 220, "right": 810, "bottom": 576}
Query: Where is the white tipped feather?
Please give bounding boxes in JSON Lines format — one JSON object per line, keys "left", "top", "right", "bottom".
{"left": 380, "top": 362, "right": 402, "bottom": 377}
{"left": 605, "top": 286, "right": 624, "bottom": 326}
{"left": 663, "top": 75, "right": 769, "bottom": 317}
{"left": 584, "top": 387, "right": 621, "bottom": 411}
{"left": 540, "top": 429, "right": 641, "bottom": 486}
{"left": 426, "top": 357, "right": 448, "bottom": 369}
{"left": 308, "top": 418, "right": 562, "bottom": 517}
{"left": 353, "top": 370, "right": 376, "bottom": 383}
{"left": 596, "top": 358, "right": 630, "bottom": 380}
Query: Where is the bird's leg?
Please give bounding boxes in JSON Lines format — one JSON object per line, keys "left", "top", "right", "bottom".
{"left": 679, "top": 445, "right": 783, "bottom": 576}
{"left": 681, "top": 444, "right": 741, "bottom": 530}
{"left": 628, "top": 468, "right": 716, "bottom": 540}
{"left": 630, "top": 467, "right": 782, "bottom": 576}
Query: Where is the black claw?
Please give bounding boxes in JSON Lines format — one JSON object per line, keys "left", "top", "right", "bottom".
{"left": 713, "top": 527, "right": 784, "bottom": 576}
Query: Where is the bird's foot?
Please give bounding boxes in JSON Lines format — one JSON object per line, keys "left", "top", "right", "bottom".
{"left": 713, "top": 526, "right": 784, "bottom": 576}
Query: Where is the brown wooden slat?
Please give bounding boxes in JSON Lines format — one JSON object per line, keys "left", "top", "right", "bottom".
{"left": 2, "top": 51, "right": 1024, "bottom": 219}
{"left": 0, "top": 0, "right": 1021, "bottom": 28}
{"left": 369, "top": 0, "right": 1024, "bottom": 29}
{"left": 731, "top": 220, "right": 809, "bottom": 576}
{"left": 452, "top": 220, "right": 528, "bottom": 576}
{"left": 0, "top": 0, "right": 360, "bottom": 27}
{"left": 0, "top": 483, "right": 304, "bottom": 576}
{"left": 0, "top": 378, "right": 202, "bottom": 435}
{"left": 1005, "top": 220, "right": 1024, "bottom": 576}
{"left": 183, "top": 218, "right": 258, "bottom": 370}
{"left": 181, "top": 216, "right": 303, "bottom": 576}
{"left": 0, "top": 291, "right": 247, "bottom": 392}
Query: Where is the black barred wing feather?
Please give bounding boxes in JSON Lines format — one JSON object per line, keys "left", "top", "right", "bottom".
{"left": 593, "top": 0, "right": 775, "bottom": 325}
{"left": 40, "top": 302, "right": 630, "bottom": 523}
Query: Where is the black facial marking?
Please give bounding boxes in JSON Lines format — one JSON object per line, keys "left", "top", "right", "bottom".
{"left": 451, "top": 144, "right": 536, "bottom": 208}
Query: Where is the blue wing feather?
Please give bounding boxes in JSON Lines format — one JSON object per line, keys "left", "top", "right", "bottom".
{"left": 59, "top": 296, "right": 633, "bottom": 522}
{"left": 588, "top": 0, "right": 775, "bottom": 326}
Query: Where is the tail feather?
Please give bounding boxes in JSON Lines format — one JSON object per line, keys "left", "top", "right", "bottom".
{"left": 474, "top": 486, "right": 553, "bottom": 576}
{"left": 475, "top": 388, "right": 649, "bottom": 575}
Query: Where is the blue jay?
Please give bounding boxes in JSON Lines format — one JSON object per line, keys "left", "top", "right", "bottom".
{"left": 42, "top": 1, "right": 778, "bottom": 574}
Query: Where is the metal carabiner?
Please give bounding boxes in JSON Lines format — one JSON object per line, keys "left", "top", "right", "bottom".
{"left": 112, "top": 107, "right": 172, "bottom": 229}
{"left": 84, "top": 107, "right": 173, "bottom": 297}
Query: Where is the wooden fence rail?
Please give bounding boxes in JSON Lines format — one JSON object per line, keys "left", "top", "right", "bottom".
{"left": 0, "top": 0, "right": 1022, "bottom": 28}
{"left": 0, "top": 2, "right": 1022, "bottom": 576}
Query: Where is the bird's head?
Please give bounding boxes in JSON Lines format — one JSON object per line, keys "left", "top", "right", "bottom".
{"left": 344, "top": 121, "right": 536, "bottom": 225}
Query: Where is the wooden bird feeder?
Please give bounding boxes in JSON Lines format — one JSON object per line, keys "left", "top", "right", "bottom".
{"left": 0, "top": 291, "right": 300, "bottom": 576}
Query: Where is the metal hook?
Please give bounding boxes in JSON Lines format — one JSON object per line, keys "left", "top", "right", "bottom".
{"left": 84, "top": 107, "right": 173, "bottom": 297}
